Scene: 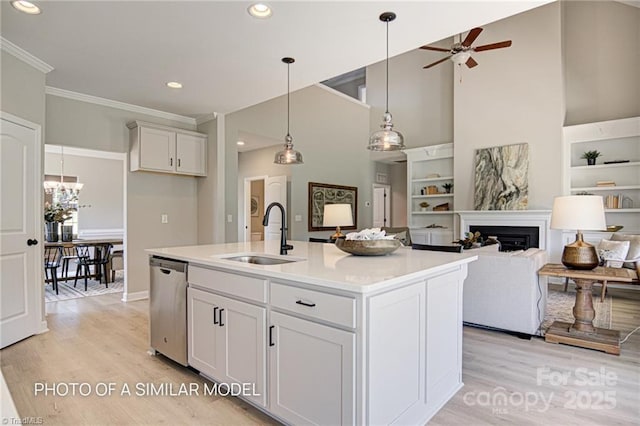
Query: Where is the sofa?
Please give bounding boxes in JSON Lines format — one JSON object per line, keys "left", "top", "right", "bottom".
{"left": 463, "top": 245, "right": 548, "bottom": 336}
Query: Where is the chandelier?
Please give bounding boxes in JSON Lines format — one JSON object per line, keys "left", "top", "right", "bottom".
{"left": 43, "top": 146, "right": 84, "bottom": 207}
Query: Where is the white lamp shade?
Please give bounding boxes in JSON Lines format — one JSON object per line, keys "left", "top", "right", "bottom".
{"left": 550, "top": 195, "right": 606, "bottom": 231}
{"left": 323, "top": 204, "right": 354, "bottom": 227}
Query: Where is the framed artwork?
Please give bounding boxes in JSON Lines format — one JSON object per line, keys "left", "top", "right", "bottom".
{"left": 308, "top": 182, "right": 357, "bottom": 231}
{"left": 251, "top": 195, "right": 260, "bottom": 217}
{"left": 474, "top": 143, "right": 529, "bottom": 210}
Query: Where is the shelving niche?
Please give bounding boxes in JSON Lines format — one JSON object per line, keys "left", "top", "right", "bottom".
{"left": 563, "top": 116, "right": 640, "bottom": 234}
{"left": 405, "top": 143, "right": 455, "bottom": 245}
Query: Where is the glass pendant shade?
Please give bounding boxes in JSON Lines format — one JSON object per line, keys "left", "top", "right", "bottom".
{"left": 368, "top": 12, "right": 404, "bottom": 152}
{"left": 275, "top": 57, "right": 303, "bottom": 165}
{"left": 274, "top": 135, "right": 304, "bottom": 164}
{"left": 368, "top": 112, "right": 405, "bottom": 151}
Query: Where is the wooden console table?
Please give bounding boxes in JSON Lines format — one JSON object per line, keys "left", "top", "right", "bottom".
{"left": 538, "top": 264, "right": 637, "bottom": 355}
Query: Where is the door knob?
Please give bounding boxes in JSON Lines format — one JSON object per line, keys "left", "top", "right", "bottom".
{"left": 27, "top": 238, "right": 39, "bottom": 246}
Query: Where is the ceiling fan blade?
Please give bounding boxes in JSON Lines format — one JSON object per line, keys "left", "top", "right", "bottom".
{"left": 420, "top": 45, "right": 451, "bottom": 52}
{"left": 465, "top": 57, "right": 478, "bottom": 68}
{"left": 474, "top": 40, "right": 512, "bottom": 52}
{"left": 461, "top": 27, "right": 483, "bottom": 47}
{"left": 423, "top": 56, "right": 451, "bottom": 69}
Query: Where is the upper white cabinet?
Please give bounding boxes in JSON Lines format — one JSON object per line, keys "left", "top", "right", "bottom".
{"left": 405, "top": 143, "right": 455, "bottom": 242}
{"left": 563, "top": 117, "right": 640, "bottom": 233}
{"left": 128, "top": 121, "right": 207, "bottom": 176}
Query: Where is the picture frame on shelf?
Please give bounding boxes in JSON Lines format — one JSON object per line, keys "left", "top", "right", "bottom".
{"left": 308, "top": 182, "right": 357, "bottom": 231}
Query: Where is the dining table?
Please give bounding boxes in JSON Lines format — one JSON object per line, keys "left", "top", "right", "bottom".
{"left": 44, "top": 238, "right": 123, "bottom": 284}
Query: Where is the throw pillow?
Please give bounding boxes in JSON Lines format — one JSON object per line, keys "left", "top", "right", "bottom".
{"left": 610, "top": 234, "right": 640, "bottom": 269}
{"left": 597, "top": 239, "right": 630, "bottom": 268}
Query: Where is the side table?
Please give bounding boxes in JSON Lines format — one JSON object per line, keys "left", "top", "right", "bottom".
{"left": 538, "top": 263, "right": 637, "bottom": 355}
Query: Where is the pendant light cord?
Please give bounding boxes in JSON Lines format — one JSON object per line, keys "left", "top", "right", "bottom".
{"left": 385, "top": 19, "right": 389, "bottom": 114}
{"left": 287, "top": 62, "right": 291, "bottom": 138}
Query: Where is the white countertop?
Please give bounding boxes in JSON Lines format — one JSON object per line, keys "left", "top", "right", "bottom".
{"left": 146, "top": 241, "right": 477, "bottom": 294}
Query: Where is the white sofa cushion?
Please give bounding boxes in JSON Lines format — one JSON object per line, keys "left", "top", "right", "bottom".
{"left": 463, "top": 247, "right": 548, "bottom": 335}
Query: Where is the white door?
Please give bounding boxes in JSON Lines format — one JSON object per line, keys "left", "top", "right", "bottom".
{"left": 269, "top": 312, "right": 355, "bottom": 425}
{"left": 264, "top": 175, "right": 287, "bottom": 241}
{"left": 0, "top": 114, "right": 43, "bottom": 349}
{"left": 372, "top": 185, "right": 390, "bottom": 228}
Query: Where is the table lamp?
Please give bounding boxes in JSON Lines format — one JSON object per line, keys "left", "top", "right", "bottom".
{"left": 323, "top": 204, "right": 353, "bottom": 240}
{"left": 550, "top": 195, "right": 606, "bottom": 270}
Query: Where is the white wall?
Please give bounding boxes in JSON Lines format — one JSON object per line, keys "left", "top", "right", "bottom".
{"left": 563, "top": 0, "right": 640, "bottom": 125}
{"left": 45, "top": 94, "right": 199, "bottom": 298}
{"left": 454, "top": 2, "right": 564, "bottom": 211}
{"left": 44, "top": 150, "right": 124, "bottom": 230}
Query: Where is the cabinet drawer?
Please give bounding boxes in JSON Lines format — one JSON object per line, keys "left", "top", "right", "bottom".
{"left": 270, "top": 282, "right": 355, "bottom": 328}
{"left": 189, "top": 265, "right": 267, "bottom": 303}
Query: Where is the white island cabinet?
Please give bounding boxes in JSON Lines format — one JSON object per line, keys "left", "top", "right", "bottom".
{"left": 147, "top": 241, "right": 477, "bottom": 425}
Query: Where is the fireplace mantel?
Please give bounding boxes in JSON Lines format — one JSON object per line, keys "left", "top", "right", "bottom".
{"left": 457, "top": 210, "right": 552, "bottom": 250}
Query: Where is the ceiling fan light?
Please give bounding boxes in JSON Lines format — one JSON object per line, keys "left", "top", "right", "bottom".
{"left": 450, "top": 51, "right": 471, "bottom": 65}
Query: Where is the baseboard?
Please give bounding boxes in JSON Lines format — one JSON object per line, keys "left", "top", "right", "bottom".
{"left": 122, "top": 290, "right": 148, "bottom": 302}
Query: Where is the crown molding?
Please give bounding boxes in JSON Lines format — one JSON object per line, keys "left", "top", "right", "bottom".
{"left": 0, "top": 37, "right": 53, "bottom": 74}
{"left": 45, "top": 86, "right": 197, "bottom": 125}
{"left": 196, "top": 113, "right": 217, "bottom": 125}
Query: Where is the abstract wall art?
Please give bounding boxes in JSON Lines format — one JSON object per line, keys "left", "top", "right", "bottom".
{"left": 474, "top": 143, "right": 529, "bottom": 210}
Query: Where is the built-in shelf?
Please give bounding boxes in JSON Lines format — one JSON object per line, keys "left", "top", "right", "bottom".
{"left": 571, "top": 185, "right": 640, "bottom": 192}
{"left": 411, "top": 176, "right": 454, "bottom": 183}
{"left": 411, "top": 194, "right": 454, "bottom": 199}
{"left": 563, "top": 116, "right": 639, "bottom": 237}
{"left": 412, "top": 211, "right": 455, "bottom": 215}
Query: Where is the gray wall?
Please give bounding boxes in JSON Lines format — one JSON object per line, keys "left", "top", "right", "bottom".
{"left": 1, "top": 51, "right": 46, "bottom": 126}
{"left": 196, "top": 117, "right": 218, "bottom": 244}
{"left": 563, "top": 0, "right": 640, "bottom": 125}
{"left": 225, "top": 84, "right": 371, "bottom": 243}
{"left": 45, "top": 94, "right": 199, "bottom": 297}
{"left": 454, "top": 1, "right": 564, "bottom": 211}
{"left": 44, "top": 151, "right": 124, "bottom": 230}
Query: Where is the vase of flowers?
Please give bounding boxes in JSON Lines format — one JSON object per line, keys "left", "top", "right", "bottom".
{"left": 44, "top": 202, "right": 74, "bottom": 242}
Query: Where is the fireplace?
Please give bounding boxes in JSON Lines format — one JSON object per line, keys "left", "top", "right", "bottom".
{"left": 457, "top": 210, "right": 552, "bottom": 251}
{"left": 470, "top": 225, "right": 539, "bottom": 251}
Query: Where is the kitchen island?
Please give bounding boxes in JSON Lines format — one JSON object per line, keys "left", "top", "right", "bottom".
{"left": 147, "top": 240, "right": 477, "bottom": 425}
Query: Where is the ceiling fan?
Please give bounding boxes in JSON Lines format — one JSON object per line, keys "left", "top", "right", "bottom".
{"left": 421, "top": 27, "right": 512, "bottom": 69}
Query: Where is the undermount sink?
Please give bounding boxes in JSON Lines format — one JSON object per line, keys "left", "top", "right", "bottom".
{"left": 223, "top": 255, "right": 297, "bottom": 265}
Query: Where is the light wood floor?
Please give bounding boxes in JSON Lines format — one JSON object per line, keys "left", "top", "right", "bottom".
{"left": 2, "top": 286, "right": 639, "bottom": 425}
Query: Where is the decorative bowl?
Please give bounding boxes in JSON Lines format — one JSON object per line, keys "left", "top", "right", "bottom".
{"left": 335, "top": 238, "right": 401, "bottom": 256}
{"left": 606, "top": 225, "right": 623, "bottom": 232}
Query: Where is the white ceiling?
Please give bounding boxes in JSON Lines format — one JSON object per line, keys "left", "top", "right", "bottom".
{"left": 1, "top": 1, "right": 552, "bottom": 119}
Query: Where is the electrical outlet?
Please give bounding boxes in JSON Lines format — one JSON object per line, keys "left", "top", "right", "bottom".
{"left": 161, "top": 214, "right": 168, "bottom": 224}
{"left": 227, "top": 214, "right": 233, "bottom": 223}
{"left": 295, "top": 215, "right": 302, "bottom": 222}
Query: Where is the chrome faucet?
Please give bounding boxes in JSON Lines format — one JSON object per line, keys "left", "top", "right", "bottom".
{"left": 262, "top": 202, "right": 293, "bottom": 255}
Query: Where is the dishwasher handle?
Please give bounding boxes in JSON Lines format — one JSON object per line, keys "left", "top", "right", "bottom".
{"left": 160, "top": 268, "right": 172, "bottom": 275}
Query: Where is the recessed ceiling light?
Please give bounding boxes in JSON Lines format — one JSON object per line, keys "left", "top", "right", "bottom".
{"left": 11, "top": 0, "right": 41, "bottom": 15}
{"left": 166, "top": 81, "right": 183, "bottom": 89}
{"left": 248, "top": 3, "right": 272, "bottom": 19}
{"left": 237, "top": 141, "right": 245, "bottom": 146}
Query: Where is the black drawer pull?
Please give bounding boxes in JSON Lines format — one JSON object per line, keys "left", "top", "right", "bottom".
{"left": 269, "top": 325, "right": 275, "bottom": 347}
{"left": 219, "top": 309, "right": 225, "bottom": 327}
{"left": 295, "top": 300, "right": 316, "bottom": 308}
{"left": 213, "top": 306, "right": 219, "bottom": 325}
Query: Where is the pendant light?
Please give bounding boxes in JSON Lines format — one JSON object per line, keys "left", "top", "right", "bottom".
{"left": 274, "top": 57, "right": 304, "bottom": 165}
{"left": 43, "top": 146, "right": 83, "bottom": 208}
{"left": 368, "top": 12, "right": 405, "bottom": 151}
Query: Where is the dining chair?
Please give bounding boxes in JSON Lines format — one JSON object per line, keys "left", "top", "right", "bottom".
{"left": 411, "top": 243, "right": 463, "bottom": 253}
{"left": 44, "top": 245, "right": 63, "bottom": 295}
{"left": 382, "top": 227, "right": 412, "bottom": 246}
{"left": 60, "top": 246, "right": 78, "bottom": 282}
{"left": 74, "top": 243, "right": 113, "bottom": 291}
{"left": 109, "top": 249, "right": 124, "bottom": 282}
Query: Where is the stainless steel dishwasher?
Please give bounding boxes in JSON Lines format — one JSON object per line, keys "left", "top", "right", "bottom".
{"left": 149, "top": 256, "right": 188, "bottom": 366}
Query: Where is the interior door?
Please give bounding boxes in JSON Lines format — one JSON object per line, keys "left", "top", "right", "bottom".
{"left": 1, "top": 114, "right": 42, "bottom": 349}
{"left": 264, "top": 175, "right": 287, "bottom": 241}
{"left": 373, "top": 185, "right": 390, "bottom": 228}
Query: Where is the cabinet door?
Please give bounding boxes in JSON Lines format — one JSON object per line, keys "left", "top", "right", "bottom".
{"left": 217, "top": 295, "right": 266, "bottom": 407}
{"left": 187, "top": 287, "right": 224, "bottom": 379}
{"left": 176, "top": 133, "right": 206, "bottom": 176}
{"left": 269, "top": 312, "right": 355, "bottom": 425}
{"left": 139, "top": 126, "right": 175, "bottom": 172}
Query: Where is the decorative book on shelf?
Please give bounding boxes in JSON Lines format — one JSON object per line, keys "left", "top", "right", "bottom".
{"left": 596, "top": 180, "right": 616, "bottom": 187}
